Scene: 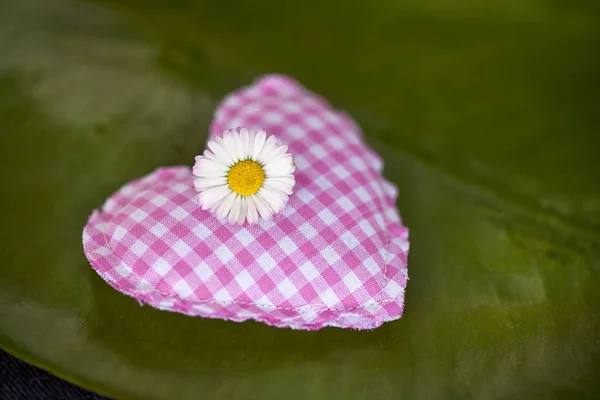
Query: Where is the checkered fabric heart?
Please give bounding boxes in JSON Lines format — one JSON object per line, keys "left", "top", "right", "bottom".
{"left": 83, "top": 75, "right": 409, "bottom": 330}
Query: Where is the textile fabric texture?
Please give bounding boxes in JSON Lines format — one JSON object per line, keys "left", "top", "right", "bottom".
{"left": 83, "top": 75, "right": 409, "bottom": 330}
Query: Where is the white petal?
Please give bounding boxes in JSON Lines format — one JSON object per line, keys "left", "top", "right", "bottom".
{"left": 221, "top": 131, "right": 239, "bottom": 164}
{"left": 192, "top": 158, "right": 229, "bottom": 177}
{"left": 264, "top": 178, "right": 294, "bottom": 196}
{"left": 193, "top": 177, "right": 227, "bottom": 190}
{"left": 271, "top": 175, "right": 296, "bottom": 186}
{"left": 237, "top": 197, "right": 247, "bottom": 225}
{"left": 253, "top": 193, "right": 273, "bottom": 221}
{"left": 209, "top": 200, "right": 221, "bottom": 214}
{"left": 245, "top": 128, "right": 254, "bottom": 161}
{"left": 274, "top": 195, "right": 289, "bottom": 213}
{"left": 246, "top": 196, "right": 259, "bottom": 224}
{"left": 199, "top": 150, "right": 226, "bottom": 165}
{"left": 257, "top": 135, "right": 278, "bottom": 162}
{"left": 216, "top": 191, "right": 236, "bottom": 220}
{"left": 240, "top": 128, "right": 250, "bottom": 160}
{"left": 200, "top": 186, "right": 230, "bottom": 211}
{"left": 199, "top": 185, "right": 231, "bottom": 210}
{"left": 263, "top": 156, "right": 295, "bottom": 177}
{"left": 265, "top": 176, "right": 295, "bottom": 194}
{"left": 228, "top": 196, "right": 241, "bottom": 225}
{"left": 251, "top": 129, "right": 267, "bottom": 160}
{"left": 260, "top": 187, "right": 288, "bottom": 213}
{"left": 208, "top": 139, "right": 235, "bottom": 166}
{"left": 232, "top": 129, "right": 246, "bottom": 162}
{"left": 259, "top": 144, "right": 288, "bottom": 165}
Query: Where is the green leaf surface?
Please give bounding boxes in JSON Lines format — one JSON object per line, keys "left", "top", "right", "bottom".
{"left": 1, "top": 0, "right": 599, "bottom": 399}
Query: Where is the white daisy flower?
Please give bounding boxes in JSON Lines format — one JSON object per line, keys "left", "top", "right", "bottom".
{"left": 192, "top": 127, "right": 296, "bottom": 225}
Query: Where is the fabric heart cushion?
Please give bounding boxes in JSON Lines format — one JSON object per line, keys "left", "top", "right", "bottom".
{"left": 83, "top": 75, "right": 409, "bottom": 330}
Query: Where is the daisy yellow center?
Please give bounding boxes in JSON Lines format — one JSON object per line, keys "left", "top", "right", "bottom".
{"left": 227, "top": 160, "right": 265, "bottom": 196}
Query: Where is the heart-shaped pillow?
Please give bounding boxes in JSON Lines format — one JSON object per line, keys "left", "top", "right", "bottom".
{"left": 83, "top": 75, "right": 409, "bottom": 330}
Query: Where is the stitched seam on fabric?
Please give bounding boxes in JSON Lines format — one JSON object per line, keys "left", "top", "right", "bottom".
{"left": 373, "top": 174, "right": 391, "bottom": 303}
{"left": 98, "top": 204, "right": 396, "bottom": 313}
{"left": 316, "top": 166, "right": 391, "bottom": 304}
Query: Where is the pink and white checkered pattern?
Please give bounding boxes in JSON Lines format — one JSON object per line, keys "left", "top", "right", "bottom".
{"left": 83, "top": 75, "right": 409, "bottom": 330}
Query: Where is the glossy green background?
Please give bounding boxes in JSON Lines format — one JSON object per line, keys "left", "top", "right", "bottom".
{"left": 1, "top": 0, "right": 599, "bottom": 399}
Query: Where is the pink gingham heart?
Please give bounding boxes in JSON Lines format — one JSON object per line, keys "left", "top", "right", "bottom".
{"left": 83, "top": 75, "right": 409, "bottom": 330}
